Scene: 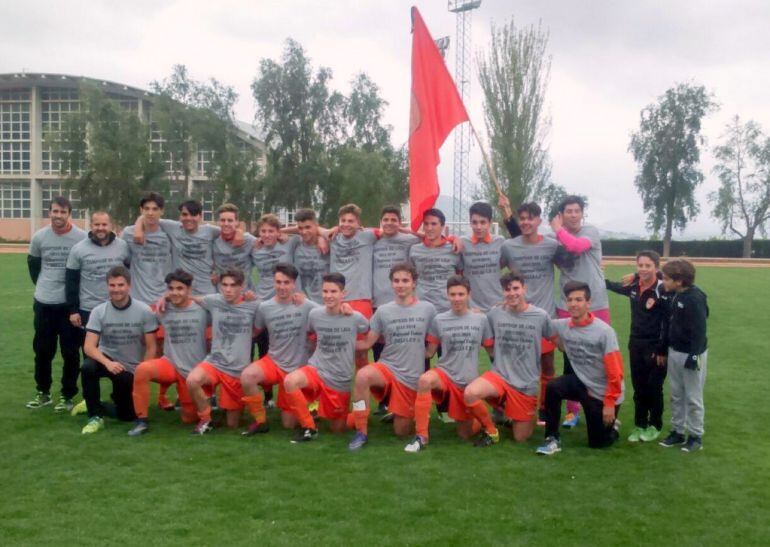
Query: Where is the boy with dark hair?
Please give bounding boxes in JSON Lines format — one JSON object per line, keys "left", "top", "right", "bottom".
{"left": 606, "top": 250, "right": 668, "bottom": 442}
{"left": 657, "top": 259, "right": 709, "bottom": 452}
{"left": 293, "top": 208, "right": 330, "bottom": 304}
{"left": 212, "top": 203, "right": 258, "bottom": 291}
{"left": 461, "top": 201, "right": 506, "bottom": 312}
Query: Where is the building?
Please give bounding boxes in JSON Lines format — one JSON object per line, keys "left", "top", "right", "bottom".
{"left": 0, "top": 72, "right": 265, "bottom": 241}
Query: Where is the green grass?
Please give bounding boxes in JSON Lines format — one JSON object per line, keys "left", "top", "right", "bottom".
{"left": 1, "top": 254, "right": 768, "bottom": 545}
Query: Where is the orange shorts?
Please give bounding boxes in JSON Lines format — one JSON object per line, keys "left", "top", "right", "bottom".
{"left": 480, "top": 370, "right": 538, "bottom": 422}
{"left": 135, "top": 356, "right": 198, "bottom": 422}
{"left": 253, "top": 354, "right": 290, "bottom": 412}
{"left": 346, "top": 299, "right": 373, "bottom": 340}
{"left": 431, "top": 368, "right": 473, "bottom": 422}
{"left": 197, "top": 362, "right": 244, "bottom": 411}
{"left": 369, "top": 362, "right": 417, "bottom": 419}
{"left": 541, "top": 337, "right": 556, "bottom": 355}
{"left": 298, "top": 365, "right": 351, "bottom": 421}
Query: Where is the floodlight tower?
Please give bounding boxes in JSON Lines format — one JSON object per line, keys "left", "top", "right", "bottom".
{"left": 448, "top": 0, "right": 481, "bottom": 230}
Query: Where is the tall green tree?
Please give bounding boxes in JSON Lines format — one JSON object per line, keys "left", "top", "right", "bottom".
{"left": 477, "top": 19, "right": 554, "bottom": 210}
{"left": 709, "top": 116, "right": 770, "bottom": 257}
{"left": 629, "top": 83, "right": 717, "bottom": 257}
{"left": 57, "top": 85, "right": 165, "bottom": 228}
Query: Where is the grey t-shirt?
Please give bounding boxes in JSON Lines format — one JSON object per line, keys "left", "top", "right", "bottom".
{"left": 372, "top": 233, "right": 421, "bottom": 308}
{"left": 255, "top": 298, "right": 318, "bottom": 373}
{"left": 460, "top": 235, "right": 505, "bottom": 312}
{"left": 123, "top": 225, "right": 173, "bottom": 304}
{"left": 66, "top": 236, "right": 130, "bottom": 311}
{"left": 29, "top": 224, "right": 86, "bottom": 304}
{"left": 200, "top": 294, "right": 260, "bottom": 376}
{"left": 428, "top": 310, "right": 493, "bottom": 387}
{"left": 552, "top": 317, "right": 625, "bottom": 404}
{"left": 330, "top": 230, "right": 377, "bottom": 301}
{"left": 213, "top": 232, "right": 258, "bottom": 291}
{"left": 251, "top": 236, "right": 300, "bottom": 300}
{"left": 501, "top": 235, "right": 559, "bottom": 317}
{"left": 553, "top": 225, "right": 609, "bottom": 311}
{"left": 487, "top": 304, "right": 554, "bottom": 396}
{"left": 370, "top": 300, "right": 436, "bottom": 390}
{"left": 408, "top": 241, "right": 463, "bottom": 313}
{"left": 86, "top": 299, "right": 159, "bottom": 373}
{"left": 307, "top": 308, "right": 369, "bottom": 392}
{"left": 159, "top": 219, "right": 219, "bottom": 296}
{"left": 159, "top": 301, "right": 209, "bottom": 377}
{"left": 294, "top": 241, "right": 330, "bottom": 304}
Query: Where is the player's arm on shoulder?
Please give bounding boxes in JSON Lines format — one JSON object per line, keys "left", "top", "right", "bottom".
{"left": 355, "top": 329, "right": 380, "bottom": 351}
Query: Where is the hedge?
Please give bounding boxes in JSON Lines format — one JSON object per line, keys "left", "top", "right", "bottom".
{"left": 601, "top": 239, "right": 770, "bottom": 258}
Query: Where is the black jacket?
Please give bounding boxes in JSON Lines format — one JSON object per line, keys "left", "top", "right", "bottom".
{"left": 606, "top": 276, "right": 668, "bottom": 344}
{"left": 660, "top": 284, "right": 709, "bottom": 362}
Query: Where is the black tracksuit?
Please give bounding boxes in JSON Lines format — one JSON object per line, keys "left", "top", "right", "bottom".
{"left": 606, "top": 275, "right": 669, "bottom": 429}
{"left": 659, "top": 285, "right": 709, "bottom": 363}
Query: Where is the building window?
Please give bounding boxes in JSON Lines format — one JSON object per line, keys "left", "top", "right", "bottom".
{"left": 197, "top": 149, "right": 213, "bottom": 176}
{"left": 273, "top": 207, "right": 295, "bottom": 226}
{"left": 41, "top": 183, "right": 84, "bottom": 219}
{"left": 41, "top": 88, "right": 80, "bottom": 174}
{"left": 0, "top": 89, "right": 31, "bottom": 175}
{"left": 149, "top": 122, "right": 174, "bottom": 174}
{"left": 0, "top": 182, "right": 31, "bottom": 219}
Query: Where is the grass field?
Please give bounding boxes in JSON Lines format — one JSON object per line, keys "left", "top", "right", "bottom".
{"left": 1, "top": 253, "right": 769, "bottom": 545}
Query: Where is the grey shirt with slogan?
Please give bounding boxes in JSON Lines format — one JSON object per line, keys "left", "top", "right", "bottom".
{"left": 293, "top": 241, "right": 330, "bottom": 304}
{"left": 307, "top": 308, "right": 369, "bottom": 392}
{"left": 200, "top": 294, "right": 260, "bottom": 377}
{"left": 86, "top": 298, "right": 158, "bottom": 373}
{"left": 123, "top": 225, "right": 173, "bottom": 304}
{"left": 553, "top": 225, "right": 609, "bottom": 311}
{"left": 330, "top": 230, "right": 377, "bottom": 301}
{"left": 251, "top": 236, "right": 300, "bottom": 300}
{"left": 487, "top": 304, "right": 554, "bottom": 396}
{"left": 372, "top": 233, "right": 422, "bottom": 308}
{"left": 29, "top": 224, "right": 86, "bottom": 304}
{"left": 501, "top": 235, "right": 559, "bottom": 317}
{"left": 428, "top": 310, "right": 493, "bottom": 387}
{"left": 370, "top": 300, "right": 436, "bottom": 390}
{"left": 159, "top": 301, "right": 209, "bottom": 377}
{"left": 255, "top": 298, "right": 318, "bottom": 373}
{"left": 66, "top": 236, "right": 130, "bottom": 311}
{"left": 159, "top": 219, "right": 219, "bottom": 296}
{"left": 213, "top": 232, "right": 258, "bottom": 291}
{"left": 460, "top": 235, "right": 506, "bottom": 312}
{"left": 408, "top": 241, "right": 463, "bottom": 313}
{"left": 552, "top": 317, "right": 625, "bottom": 404}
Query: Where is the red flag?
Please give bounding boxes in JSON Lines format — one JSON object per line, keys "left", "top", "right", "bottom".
{"left": 408, "top": 6, "right": 469, "bottom": 231}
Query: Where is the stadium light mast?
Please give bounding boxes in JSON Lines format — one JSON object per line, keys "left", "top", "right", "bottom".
{"left": 448, "top": 0, "right": 481, "bottom": 231}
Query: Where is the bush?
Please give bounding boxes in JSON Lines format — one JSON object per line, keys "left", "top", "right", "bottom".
{"left": 601, "top": 239, "right": 770, "bottom": 258}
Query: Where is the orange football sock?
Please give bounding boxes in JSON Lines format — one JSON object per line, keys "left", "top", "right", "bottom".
{"left": 242, "top": 392, "right": 266, "bottom": 423}
{"left": 197, "top": 405, "right": 212, "bottom": 422}
{"left": 346, "top": 412, "right": 356, "bottom": 430}
{"left": 157, "top": 382, "right": 171, "bottom": 408}
{"left": 539, "top": 372, "right": 554, "bottom": 411}
{"left": 353, "top": 408, "right": 370, "bottom": 435}
{"left": 470, "top": 419, "right": 482, "bottom": 435}
{"left": 286, "top": 389, "right": 316, "bottom": 429}
{"left": 132, "top": 364, "right": 152, "bottom": 419}
{"left": 467, "top": 400, "right": 497, "bottom": 435}
{"left": 414, "top": 391, "right": 432, "bottom": 440}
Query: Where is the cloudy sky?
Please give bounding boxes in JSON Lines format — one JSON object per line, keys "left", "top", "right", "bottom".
{"left": 3, "top": 0, "right": 769, "bottom": 237}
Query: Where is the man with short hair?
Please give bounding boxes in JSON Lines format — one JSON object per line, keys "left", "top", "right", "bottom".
{"left": 128, "top": 269, "right": 209, "bottom": 436}
{"left": 460, "top": 201, "right": 506, "bottom": 312}
{"left": 79, "top": 267, "right": 158, "bottom": 434}
{"left": 293, "top": 208, "right": 330, "bottom": 305}
{"left": 27, "top": 196, "right": 87, "bottom": 411}
{"left": 212, "top": 203, "right": 258, "bottom": 290}
{"left": 240, "top": 263, "right": 319, "bottom": 435}
{"left": 537, "top": 281, "right": 625, "bottom": 455}
{"left": 348, "top": 263, "right": 437, "bottom": 450}
{"left": 66, "top": 211, "right": 130, "bottom": 330}
{"left": 186, "top": 268, "right": 260, "bottom": 434}
{"left": 463, "top": 272, "right": 554, "bottom": 447}
{"left": 251, "top": 213, "right": 300, "bottom": 300}
{"left": 282, "top": 273, "right": 369, "bottom": 442}
{"left": 404, "top": 275, "right": 493, "bottom": 452}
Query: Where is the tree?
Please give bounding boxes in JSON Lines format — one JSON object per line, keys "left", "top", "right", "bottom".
{"left": 57, "top": 85, "right": 165, "bottom": 228}
{"left": 476, "top": 19, "right": 554, "bottom": 210}
{"left": 709, "top": 116, "right": 770, "bottom": 257}
{"left": 629, "top": 83, "right": 717, "bottom": 257}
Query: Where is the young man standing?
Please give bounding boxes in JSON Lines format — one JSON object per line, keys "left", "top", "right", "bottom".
{"left": 463, "top": 272, "right": 554, "bottom": 446}
{"left": 372, "top": 206, "right": 421, "bottom": 311}
{"left": 186, "top": 269, "right": 260, "bottom": 433}
{"left": 212, "top": 203, "right": 258, "bottom": 290}
{"left": 251, "top": 213, "right": 300, "bottom": 300}
{"left": 240, "top": 263, "right": 318, "bottom": 435}
{"left": 27, "top": 196, "right": 87, "bottom": 411}
{"left": 128, "top": 270, "right": 209, "bottom": 436}
{"left": 537, "top": 281, "right": 624, "bottom": 455}
{"left": 460, "top": 201, "right": 506, "bottom": 312}
{"left": 348, "top": 263, "right": 437, "bottom": 450}
{"left": 404, "top": 275, "right": 493, "bottom": 452}
{"left": 79, "top": 267, "right": 158, "bottom": 434}
{"left": 293, "top": 208, "right": 330, "bottom": 305}
{"left": 282, "top": 273, "right": 369, "bottom": 442}
{"left": 656, "top": 259, "right": 709, "bottom": 453}
{"left": 501, "top": 202, "right": 560, "bottom": 424}
{"left": 66, "top": 211, "right": 130, "bottom": 330}
{"left": 606, "top": 250, "right": 668, "bottom": 442}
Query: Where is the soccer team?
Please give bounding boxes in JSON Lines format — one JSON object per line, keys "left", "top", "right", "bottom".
{"left": 26, "top": 192, "right": 710, "bottom": 454}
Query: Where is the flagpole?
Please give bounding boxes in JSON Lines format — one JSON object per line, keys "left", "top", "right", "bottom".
{"left": 467, "top": 119, "right": 504, "bottom": 200}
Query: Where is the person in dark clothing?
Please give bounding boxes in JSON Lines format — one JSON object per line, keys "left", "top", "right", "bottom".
{"left": 606, "top": 250, "right": 669, "bottom": 442}
{"left": 656, "top": 259, "right": 709, "bottom": 453}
